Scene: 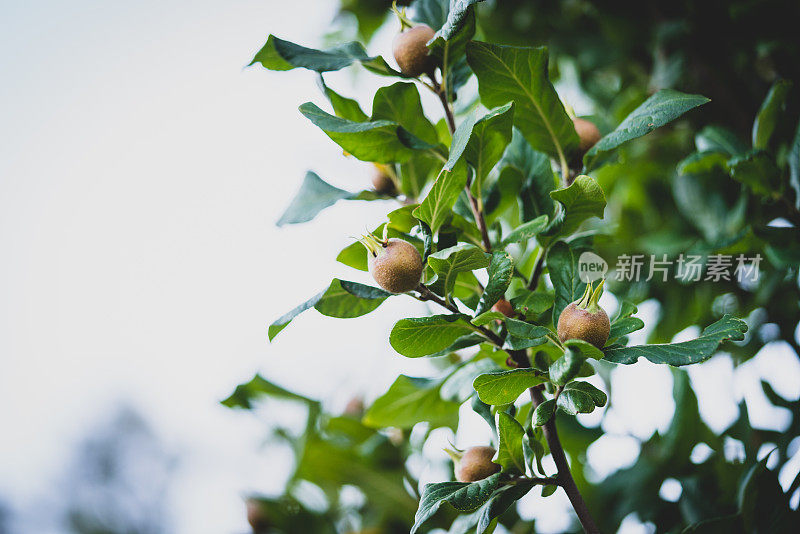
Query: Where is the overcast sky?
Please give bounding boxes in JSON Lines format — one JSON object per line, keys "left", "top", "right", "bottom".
{"left": 1, "top": 1, "right": 798, "bottom": 533}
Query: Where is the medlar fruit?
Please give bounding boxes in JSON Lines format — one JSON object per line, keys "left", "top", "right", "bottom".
{"left": 392, "top": 24, "right": 436, "bottom": 77}
{"left": 360, "top": 233, "right": 423, "bottom": 294}
{"left": 370, "top": 164, "right": 397, "bottom": 196}
{"left": 455, "top": 446, "right": 501, "bottom": 483}
{"left": 572, "top": 117, "right": 601, "bottom": 154}
{"left": 557, "top": 280, "right": 610, "bottom": 349}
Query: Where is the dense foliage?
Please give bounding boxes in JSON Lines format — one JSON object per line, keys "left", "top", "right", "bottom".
{"left": 225, "top": 1, "right": 800, "bottom": 532}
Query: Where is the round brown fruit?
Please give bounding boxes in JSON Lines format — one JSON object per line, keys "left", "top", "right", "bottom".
{"left": 371, "top": 165, "right": 397, "bottom": 196}
{"left": 456, "top": 446, "right": 501, "bottom": 483}
{"left": 368, "top": 238, "right": 423, "bottom": 294}
{"left": 392, "top": 24, "right": 436, "bottom": 77}
{"left": 491, "top": 298, "right": 515, "bottom": 318}
{"left": 573, "top": 117, "right": 601, "bottom": 154}
{"left": 556, "top": 281, "right": 610, "bottom": 349}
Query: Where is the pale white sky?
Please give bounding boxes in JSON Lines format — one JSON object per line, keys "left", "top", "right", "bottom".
{"left": 0, "top": 1, "right": 798, "bottom": 533}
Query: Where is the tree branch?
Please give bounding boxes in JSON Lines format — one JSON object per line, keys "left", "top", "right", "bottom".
{"left": 414, "top": 284, "right": 504, "bottom": 346}
{"left": 431, "top": 78, "right": 493, "bottom": 253}
{"left": 507, "top": 349, "right": 600, "bottom": 534}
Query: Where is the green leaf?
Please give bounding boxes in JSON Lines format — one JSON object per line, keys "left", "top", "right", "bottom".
{"left": 314, "top": 279, "right": 393, "bottom": 318}
{"left": 547, "top": 241, "right": 587, "bottom": 326}
{"left": 510, "top": 290, "right": 554, "bottom": 318}
{"left": 268, "top": 289, "right": 326, "bottom": 341}
{"left": 471, "top": 311, "right": 505, "bottom": 326}
{"left": 427, "top": 244, "right": 491, "bottom": 295}
{"left": 473, "top": 368, "right": 547, "bottom": 405}
{"left": 276, "top": 171, "right": 354, "bottom": 226}
{"left": 413, "top": 159, "right": 469, "bottom": 233}
{"left": 752, "top": 79, "right": 793, "bottom": 149}
{"left": 557, "top": 388, "right": 595, "bottom": 415}
{"left": 728, "top": 149, "right": 782, "bottom": 196}
{"left": 677, "top": 151, "right": 730, "bottom": 176}
{"left": 250, "top": 35, "right": 374, "bottom": 72}
{"left": 789, "top": 120, "right": 800, "bottom": 209}
{"left": 563, "top": 339, "right": 605, "bottom": 359}
{"left": 532, "top": 399, "right": 556, "bottom": 426}
{"left": 372, "top": 82, "right": 439, "bottom": 146}
{"left": 221, "top": 374, "right": 313, "bottom": 409}
{"left": 549, "top": 348, "right": 585, "bottom": 385}
{"left": 412, "top": 0, "right": 448, "bottom": 29}
{"left": 603, "top": 314, "right": 748, "bottom": 366}
{"left": 445, "top": 111, "right": 478, "bottom": 170}
{"left": 390, "top": 314, "right": 475, "bottom": 357}
{"left": 695, "top": 125, "right": 747, "bottom": 156}
{"left": 475, "top": 481, "right": 536, "bottom": 533}
{"left": 411, "top": 474, "right": 501, "bottom": 534}
{"left": 268, "top": 279, "right": 392, "bottom": 340}
{"left": 363, "top": 375, "right": 460, "bottom": 431}
{"left": 738, "top": 455, "right": 795, "bottom": 533}
{"left": 504, "top": 318, "right": 551, "bottom": 350}
{"left": 475, "top": 251, "right": 515, "bottom": 315}
{"left": 500, "top": 215, "right": 549, "bottom": 246}
{"left": 564, "top": 381, "right": 607, "bottom": 407}
{"left": 501, "top": 129, "right": 556, "bottom": 221}
{"left": 494, "top": 412, "right": 526, "bottom": 473}
{"left": 427, "top": 0, "right": 480, "bottom": 67}
{"left": 466, "top": 103, "right": 515, "bottom": 196}
{"left": 319, "top": 79, "right": 368, "bottom": 121}
{"left": 299, "top": 102, "right": 416, "bottom": 163}
{"left": 585, "top": 89, "right": 710, "bottom": 163}
{"left": 608, "top": 317, "right": 645, "bottom": 343}
{"left": 548, "top": 174, "right": 606, "bottom": 237}
{"left": 467, "top": 41, "right": 579, "bottom": 161}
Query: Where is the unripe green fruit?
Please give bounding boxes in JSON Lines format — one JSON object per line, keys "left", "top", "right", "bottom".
{"left": 371, "top": 165, "right": 397, "bottom": 196}
{"left": 573, "top": 117, "right": 601, "bottom": 153}
{"left": 455, "top": 446, "right": 500, "bottom": 482}
{"left": 556, "top": 281, "right": 610, "bottom": 349}
{"left": 392, "top": 24, "right": 436, "bottom": 77}
{"left": 367, "top": 238, "right": 423, "bottom": 293}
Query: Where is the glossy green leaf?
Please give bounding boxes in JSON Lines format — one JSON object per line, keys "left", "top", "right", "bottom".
{"left": 268, "top": 279, "right": 392, "bottom": 340}
{"left": 728, "top": 150, "right": 782, "bottom": 196}
{"left": 548, "top": 175, "right": 606, "bottom": 237}
{"left": 752, "top": 79, "right": 792, "bottom": 149}
{"left": 677, "top": 151, "right": 730, "bottom": 176}
{"left": 320, "top": 79, "right": 368, "bottom": 121}
{"left": 563, "top": 339, "right": 605, "bottom": 359}
{"left": 221, "top": 374, "right": 314, "bottom": 409}
{"left": 564, "top": 381, "right": 607, "bottom": 407}
{"left": 510, "top": 290, "right": 554, "bottom": 318}
{"left": 372, "top": 82, "right": 439, "bottom": 146}
{"left": 250, "top": 35, "right": 374, "bottom": 72}
{"left": 413, "top": 159, "right": 469, "bottom": 233}
{"left": 427, "top": 244, "right": 491, "bottom": 295}
{"left": 500, "top": 215, "right": 549, "bottom": 246}
{"left": 603, "top": 314, "right": 748, "bottom": 366}
{"left": 557, "top": 388, "right": 595, "bottom": 415}
{"left": 411, "top": 474, "right": 501, "bottom": 534}
{"left": 299, "top": 103, "right": 415, "bottom": 163}
{"left": 467, "top": 41, "right": 578, "bottom": 161}
{"left": 277, "top": 171, "right": 354, "bottom": 226}
{"left": 549, "top": 348, "right": 585, "bottom": 385}
{"left": 314, "top": 279, "right": 393, "bottom": 318}
{"left": 494, "top": 411, "right": 526, "bottom": 473}
{"left": 427, "top": 0, "right": 480, "bottom": 65}
{"left": 501, "top": 129, "right": 556, "bottom": 221}
{"left": 547, "top": 241, "right": 587, "bottom": 325}
{"left": 475, "top": 481, "right": 535, "bottom": 533}
{"left": 585, "top": 89, "right": 710, "bottom": 163}
{"left": 473, "top": 368, "right": 547, "bottom": 405}
{"left": 790, "top": 120, "right": 800, "bottom": 209}
{"left": 445, "top": 111, "right": 478, "bottom": 171}
{"left": 471, "top": 311, "right": 505, "bottom": 326}
{"left": 475, "top": 251, "right": 515, "bottom": 315}
{"left": 363, "top": 375, "right": 460, "bottom": 430}
{"left": 466, "top": 103, "right": 515, "bottom": 195}
{"left": 390, "top": 314, "right": 475, "bottom": 357}
{"left": 504, "top": 318, "right": 551, "bottom": 350}
{"left": 695, "top": 125, "right": 747, "bottom": 156}
{"left": 532, "top": 399, "right": 556, "bottom": 426}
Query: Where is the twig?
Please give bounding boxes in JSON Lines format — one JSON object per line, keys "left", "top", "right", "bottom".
{"left": 430, "top": 78, "right": 493, "bottom": 252}
{"left": 508, "top": 349, "right": 600, "bottom": 534}
{"left": 414, "top": 284, "right": 504, "bottom": 346}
